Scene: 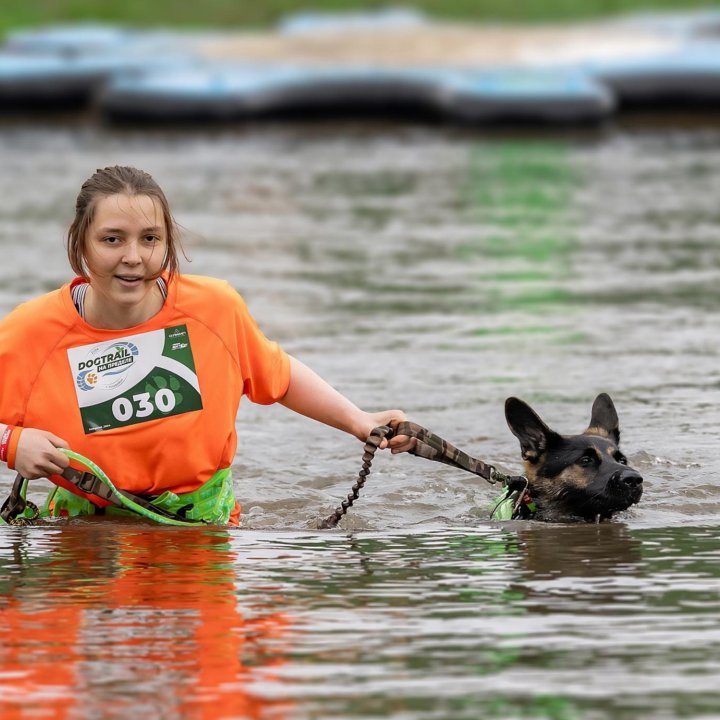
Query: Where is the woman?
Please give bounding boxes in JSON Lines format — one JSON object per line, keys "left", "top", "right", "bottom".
{"left": 0, "top": 166, "right": 411, "bottom": 525}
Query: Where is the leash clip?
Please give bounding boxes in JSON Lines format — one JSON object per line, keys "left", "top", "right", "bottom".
{"left": 488, "top": 467, "right": 505, "bottom": 485}
{"left": 0, "top": 475, "right": 39, "bottom": 526}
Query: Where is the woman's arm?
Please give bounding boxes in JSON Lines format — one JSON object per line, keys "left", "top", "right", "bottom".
{"left": 0, "top": 423, "right": 69, "bottom": 479}
{"left": 279, "top": 356, "right": 415, "bottom": 452}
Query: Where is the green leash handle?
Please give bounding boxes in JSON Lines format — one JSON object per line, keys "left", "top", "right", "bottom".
{"left": 61, "top": 448, "right": 201, "bottom": 527}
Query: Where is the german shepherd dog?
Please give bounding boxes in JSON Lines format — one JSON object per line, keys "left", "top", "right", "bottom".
{"left": 504, "top": 393, "right": 643, "bottom": 522}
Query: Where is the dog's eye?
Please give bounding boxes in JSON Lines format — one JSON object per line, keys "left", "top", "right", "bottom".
{"left": 615, "top": 453, "right": 627, "bottom": 465}
{"left": 578, "top": 454, "right": 596, "bottom": 467}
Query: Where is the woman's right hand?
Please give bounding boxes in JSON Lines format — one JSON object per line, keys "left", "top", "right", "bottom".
{"left": 14, "top": 429, "right": 70, "bottom": 479}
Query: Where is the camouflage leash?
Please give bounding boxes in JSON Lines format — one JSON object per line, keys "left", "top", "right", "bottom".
{"left": 318, "top": 420, "right": 526, "bottom": 529}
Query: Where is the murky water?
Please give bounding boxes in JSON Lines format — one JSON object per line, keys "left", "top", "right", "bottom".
{"left": 2, "top": 115, "right": 720, "bottom": 718}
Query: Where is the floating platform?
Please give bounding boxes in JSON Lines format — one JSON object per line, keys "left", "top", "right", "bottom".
{"left": 98, "top": 66, "right": 614, "bottom": 124}
{"left": 4, "top": 13, "right": 720, "bottom": 124}
{"left": 585, "top": 43, "right": 720, "bottom": 106}
{"left": 0, "top": 54, "right": 93, "bottom": 106}
{"left": 0, "top": 47, "right": 192, "bottom": 108}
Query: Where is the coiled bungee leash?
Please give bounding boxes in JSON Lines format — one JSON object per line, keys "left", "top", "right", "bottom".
{"left": 318, "top": 420, "right": 531, "bottom": 529}
{"left": 0, "top": 449, "right": 208, "bottom": 527}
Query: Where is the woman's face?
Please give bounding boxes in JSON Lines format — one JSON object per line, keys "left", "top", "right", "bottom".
{"left": 84, "top": 193, "right": 167, "bottom": 319}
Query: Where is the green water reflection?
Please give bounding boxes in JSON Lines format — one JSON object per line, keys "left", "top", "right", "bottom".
{"left": 461, "top": 141, "right": 577, "bottom": 310}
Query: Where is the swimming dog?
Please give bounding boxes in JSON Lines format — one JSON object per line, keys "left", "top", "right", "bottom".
{"left": 504, "top": 393, "right": 643, "bottom": 522}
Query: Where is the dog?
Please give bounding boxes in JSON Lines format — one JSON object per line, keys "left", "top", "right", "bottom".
{"left": 504, "top": 393, "right": 643, "bottom": 522}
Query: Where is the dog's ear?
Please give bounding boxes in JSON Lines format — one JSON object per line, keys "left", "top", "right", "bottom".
{"left": 585, "top": 393, "right": 620, "bottom": 443}
{"left": 505, "top": 397, "right": 560, "bottom": 463}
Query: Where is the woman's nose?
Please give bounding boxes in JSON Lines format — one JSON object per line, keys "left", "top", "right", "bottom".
{"left": 122, "top": 240, "right": 142, "bottom": 264}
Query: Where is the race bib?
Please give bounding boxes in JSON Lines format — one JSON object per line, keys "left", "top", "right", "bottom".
{"left": 67, "top": 325, "right": 203, "bottom": 434}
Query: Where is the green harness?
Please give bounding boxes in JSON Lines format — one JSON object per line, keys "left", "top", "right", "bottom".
{"left": 490, "top": 478, "right": 538, "bottom": 521}
{"left": 1, "top": 449, "right": 235, "bottom": 527}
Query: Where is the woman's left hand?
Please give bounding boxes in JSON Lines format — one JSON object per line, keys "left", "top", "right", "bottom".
{"left": 356, "top": 410, "right": 416, "bottom": 454}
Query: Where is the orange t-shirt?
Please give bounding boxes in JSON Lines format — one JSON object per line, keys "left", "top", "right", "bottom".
{"left": 0, "top": 274, "right": 290, "bottom": 504}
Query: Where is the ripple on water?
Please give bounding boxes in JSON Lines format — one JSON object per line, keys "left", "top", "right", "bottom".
{"left": 2, "top": 119, "right": 720, "bottom": 718}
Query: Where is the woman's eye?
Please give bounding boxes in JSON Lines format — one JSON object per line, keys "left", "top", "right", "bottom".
{"left": 144, "top": 235, "right": 160, "bottom": 243}
{"left": 103, "top": 236, "right": 120, "bottom": 244}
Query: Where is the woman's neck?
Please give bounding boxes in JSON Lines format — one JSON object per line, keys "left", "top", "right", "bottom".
{"left": 84, "top": 283, "right": 165, "bottom": 330}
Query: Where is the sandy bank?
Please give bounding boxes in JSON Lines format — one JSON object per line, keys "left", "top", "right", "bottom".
{"left": 195, "top": 20, "right": 683, "bottom": 68}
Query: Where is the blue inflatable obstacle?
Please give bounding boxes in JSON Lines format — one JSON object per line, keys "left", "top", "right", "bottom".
{"left": 445, "top": 70, "right": 614, "bottom": 123}
{"left": 0, "top": 24, "right": 194, "bottom": 109}
{"left": 5, "top": 24, "right": 137, "bottom": 56}
{"left": 0, "top": 51, "right": 192, "bottom": 109}
{"left": 619, "top": 10, "right": 720, "bottom": 39}
{"left": 278, "top": 8, "right": 427, "bottom": 35}
{"left": 99, "top": 66, "right": 614, "bottom": 124}
{"left": 0, "top": 54, "right": 97, "bottom": 106}
{"left": 586, "top": 42, "right": 720, "bottom": 107}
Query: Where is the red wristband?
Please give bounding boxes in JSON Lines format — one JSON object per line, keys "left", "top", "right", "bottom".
{"left": 0, "top": 425, "right": 14, "bottom": 463}
{"left": 6, "top": 427, "right": 23, "bottom": 471}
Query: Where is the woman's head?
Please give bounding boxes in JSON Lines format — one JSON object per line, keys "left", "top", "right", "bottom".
{"left": 67, "top": 166, "right": 181, "bottom": 278}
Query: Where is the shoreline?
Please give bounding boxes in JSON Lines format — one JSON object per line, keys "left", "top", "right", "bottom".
{"left": 193, "top": 20, "right": 683, "bottom": 68}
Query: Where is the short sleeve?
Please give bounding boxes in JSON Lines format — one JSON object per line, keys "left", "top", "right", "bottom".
{"left": 0, "top": 304, "right": 38, "bottom": 426}
{"left": 232, "top": 292, "right": 291, "bottom": 405}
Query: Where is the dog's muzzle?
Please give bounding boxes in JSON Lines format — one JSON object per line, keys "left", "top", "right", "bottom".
{"left": 609, "top": 468, "right": 644, "bottom": 506}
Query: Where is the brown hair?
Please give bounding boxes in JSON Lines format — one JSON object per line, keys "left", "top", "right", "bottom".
{"left": 67, "top": 166, "right": 182, "bottom": 278}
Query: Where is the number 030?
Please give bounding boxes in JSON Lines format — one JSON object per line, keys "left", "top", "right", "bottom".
{"left": 112, "top": 389, "right": 176, "bottom": 422}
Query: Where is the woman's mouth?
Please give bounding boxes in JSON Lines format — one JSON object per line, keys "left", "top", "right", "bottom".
{"left": 115, "top": 275, "right": 144, "bottom": 287}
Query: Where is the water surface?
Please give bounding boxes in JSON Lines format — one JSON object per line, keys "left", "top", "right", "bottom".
{"left": 1, "top": 115, "right": 719, "bottom": 718}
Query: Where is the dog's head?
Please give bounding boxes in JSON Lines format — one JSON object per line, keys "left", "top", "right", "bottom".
{"left": 504, "top": 393, "right": 643, "bottom": 522}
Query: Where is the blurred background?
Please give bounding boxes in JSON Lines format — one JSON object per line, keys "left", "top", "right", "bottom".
{"left": 0, "top": 0, "right": 718, "bottom": 30}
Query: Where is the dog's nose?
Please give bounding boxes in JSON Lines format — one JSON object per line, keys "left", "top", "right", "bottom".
{"left": 617, "top": 470, "right": 643, "bottom": 504}
{"left": 620, "top": 472, "right": 643, "bottom": 490}
{"left": 609, "top": 468, "right": 643, "bottom": 500}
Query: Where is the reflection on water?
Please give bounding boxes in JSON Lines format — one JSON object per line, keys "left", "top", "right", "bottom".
{"left": 2, "top": 523, "right": 720, "bottom": 719}
{"left": 0, "top": 524, "right": 294, "bottom": 719}
{"left": 2, "top": 117, "right": 720, "bottom": 717}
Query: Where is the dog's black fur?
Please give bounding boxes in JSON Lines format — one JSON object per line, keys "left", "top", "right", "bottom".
{"left": 504, "top": 393, "right": 643, "bottom": 522}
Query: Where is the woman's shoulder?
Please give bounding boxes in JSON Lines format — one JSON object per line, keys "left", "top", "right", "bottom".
{"left": 0, "top": 286, "right": 73, "bottom": 346}
{"left": 1, "top": 287, "right": 68, "bottom": 325}
{"left": 175, "top": 274, "right": 248, "bottom": 307}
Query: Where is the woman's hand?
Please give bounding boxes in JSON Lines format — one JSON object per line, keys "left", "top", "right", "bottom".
{"left": 14, "top": 428, "right": 70, "bottom": 479}
{"left": 353, "top": 409, "right": 416, "bottom": 454}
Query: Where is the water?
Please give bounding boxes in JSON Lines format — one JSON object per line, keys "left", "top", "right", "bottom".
{"left": 1, "top": 114, "right": 720, "bottom": 718}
